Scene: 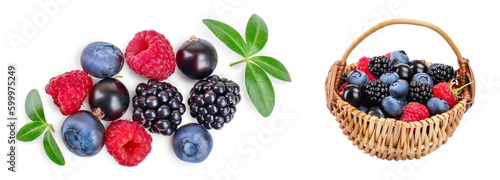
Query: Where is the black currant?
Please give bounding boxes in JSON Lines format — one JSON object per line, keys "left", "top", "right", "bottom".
{"left": 176, "top": 35, "right": 218, "bottom": 79}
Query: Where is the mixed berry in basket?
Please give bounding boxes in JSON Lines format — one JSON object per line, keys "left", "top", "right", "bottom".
{"left": 339, "top": 50, "right": 475, "bottom": 122}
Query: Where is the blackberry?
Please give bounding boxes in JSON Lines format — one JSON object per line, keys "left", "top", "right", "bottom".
{"left": 188, "top": 75, "right": 241, "bottom": 130}
{"left": 337, "top": 71, "right": 351, "bottom": 90}
{"left": 368, "top": 55, "right": 392, "bottom": 77}
{"left": 132, "top": 79, "right": 186, "bottom": 136}
{"left": 363, "top": 80, "right": 389, "bottom": 105}
{"left": 427, "top": 64, "right": 456, "bottom": 83}
{"left": 408, "top": 81, "right": 433, "bottom": 104}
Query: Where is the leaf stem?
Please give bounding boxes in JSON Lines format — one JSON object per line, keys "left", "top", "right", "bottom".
{"left": 48, "top": 124, "right": 55, "bottom": 132}
{"left": 230, "top": 59, "right": 248, "bottom": 67}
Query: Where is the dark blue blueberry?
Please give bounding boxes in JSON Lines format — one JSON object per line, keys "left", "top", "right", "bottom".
{"left": 429, "top": 63, "right": 442, "bottom": 69}
{"left": 81, "top": 41, "right": 124, "bottom": 78}
{"left": 412, "top": 73, "right": 434, "bottom": 86}
{"left": 381, "top": 96, "right": 404, "bottom": 117}
{"left": 61, "top": 111, "right": 105, "bottom": 157}
{"left": 346, "top": 70, "right": 369, "bottom": 87}
{"left": 380, "top": 71, "right": 399, "bottom": 85}
{"left": 357, "top": 106, "right": 368, "bottom": 113}
{"left": 389, "top": 79, "right": 409, "bottom": 99}
{"left": 426, "top": 97, "right": 450, "bottom": 115}
{"left": 172, "top": 123, "right": 213, "bottom": 163}
{"left": 390, "top": 50, "right": 409, "bottom": 65}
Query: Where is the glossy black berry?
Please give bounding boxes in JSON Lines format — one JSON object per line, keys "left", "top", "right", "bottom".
{"left": 132, "top": 79, "right": 185, "bottom": 136}
{"left": 176, "top": 36, "right": 218, "bottom": 79}
{"left": 391, "top": 64, "right": 414, "bottom": 82}
{"left": 408, "top": 81, "right": 433, "bottom": 104}
{"left": 89, "top": 78, "right": 129, "bottom": 121}
{"left": 189, "top": 75, "right": 240, "bottom": 130}
{"left": 409, "top": 60, "right": 429, "bottom": 74}
{"left": 368, "top": 56, "right": 392, "bottom": 77}
{"left": 427, "top": 64, "right": 455, "bottom": 83}
{"left": 341, "top": 84, "right": 364, "bottom": 107}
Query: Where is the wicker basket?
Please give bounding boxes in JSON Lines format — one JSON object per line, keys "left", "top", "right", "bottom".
{"left": 325, "top": 19, "right": 476, "bottom": 160}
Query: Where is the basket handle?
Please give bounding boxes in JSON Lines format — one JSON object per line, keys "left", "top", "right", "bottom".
{"left": 340, "top": 19, "right": 463, "bottom": 62}
{"left": 338, "top": 19, "right": 475, "bottom": 110}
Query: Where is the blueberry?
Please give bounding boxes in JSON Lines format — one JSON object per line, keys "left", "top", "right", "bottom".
{"left": 341, "top": 84, "right": 364, "bottom": 107}
{"left": 81, "top": 41, "right": 124, "bottom": 78}
{"left": 380, "top": 71, "right": 400, "bottom": 85}
{"left": 412, "top": 73, "right": 434, "bottom": 86}
{"left": 346, "top": 70, "right": 369, "bottom": 87}
{"left": 392, "top": 64, "right": 414, "bottom": 82}
{"left": 61, "top": 111, "right": 105, "bottom": 157}
{"left": 172, "top": 123, "right": 213, "bottom": 163}
{"left": 382, "top": 96, "right": 404, "bottom": 117}
{"left": 409, "top": 60, "right": 429, "bottom": 74}
{"left": 429, "top": 63, "right": 442, "bottom": 69}
{"left": 357, "top": 106, "right": 368, "bottom": 113}
{"left": 398, "top": 98, "right": 409, "bottom": 107}
{"left": 426, "top": 97, "right": 449, "bottom": 115}
{"left": 367, "top": 106, "right": 387, "bottom": 118}
{"left": 389, "top": 79, "right": 409, "bottom": 99}
{"left": 390, "top": 50, "right": 409, "bottom": 65}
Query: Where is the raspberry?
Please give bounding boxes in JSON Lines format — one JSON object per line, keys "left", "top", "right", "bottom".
{"left": 432, "top": 82, "right": 457, "bottom": 108}
{"left": 401, "top": 102, "right": 429, "bottom": 122}
{"left": 357, "top": 56, "right": 378, "bottom": 80}
{"left": 338, "top": 83, "right": 348, "bottom": 93}
{"left": 125, "top": 30, "right": 176, "bottom": 80}
{"left": 45, "top": 70, "right": 93, "bottom": 116}
{"left": 432, "top": 80, "right": 475, "bottom": 108}
{"left": 105, "top": 120, "right": 153, "bottom": 167}
{"left": 385, "top": 52, "right": 391, "bottom": 58}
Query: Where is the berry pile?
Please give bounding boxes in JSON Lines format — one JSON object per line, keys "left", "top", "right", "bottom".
{"left": 340, "top": 50, "right": 475, "bottom": 122}
{"left": 40, "top": 28, "right": 243, "bottom": 166}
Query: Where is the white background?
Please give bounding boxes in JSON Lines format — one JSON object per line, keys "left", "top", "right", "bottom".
{"left": 2, "top": 0, "right": 500, "bottom": 179}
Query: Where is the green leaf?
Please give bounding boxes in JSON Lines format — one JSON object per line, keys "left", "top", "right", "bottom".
{"left": 203, "top": 19, "right": 248, "bottom": 58}
{"left": 25, "top": 89, "right": 46, "bottom": 122}
{"left": 250, "top": 56, "right": 291, "bottom": 82}
{"left": 43, "top": 131, "right": 65, "bottom": 166}
{"left": 16, "top": 121, "right": 48, "bottom": 142}
{"left": 245, "top": 14, "right": 268, "bottom": 56}
{"left": 245, "top": 62, "right": 275, "bottom": 117}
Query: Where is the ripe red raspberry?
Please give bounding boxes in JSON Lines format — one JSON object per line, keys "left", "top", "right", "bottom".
{"left": 357, "top": 56, "right": 378, "bottom": 80}
{"left": 45, "top": 70, "right": 93, "bottom": 116}
{"left": 401, "top": 102, "right": 429, "bottom": 122}
{"left": 105, "top": 120, "right": 152, "bottom": 167}
{"left": 432, "top": 80, "right": 475, "bottom": 108}
{"left": 385, "top": 52, "right": 391, "bottom": 58}
{"left": 125, "top": 30, "right": 176, "bottom": 80}
{"left": 338, "top": 83, "right": 348, "bottom": 93}
{"left": 432, "top": 82, "right": 457, "bottom": 108}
